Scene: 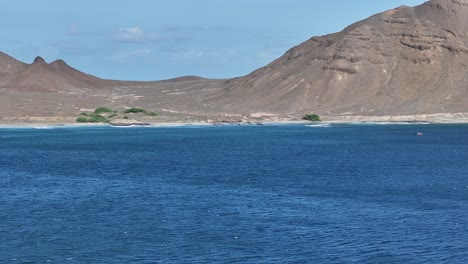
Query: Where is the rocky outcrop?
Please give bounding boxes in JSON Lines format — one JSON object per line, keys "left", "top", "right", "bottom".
{"left": 110, "top": 119, "right": 150, "bottom": 126}
{"left": 33, "top": 56, "right": 46, "bottom": 64}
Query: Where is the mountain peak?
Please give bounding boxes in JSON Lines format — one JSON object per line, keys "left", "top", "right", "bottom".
{"left": 50, "top": 59, "right": 68, "bottom": 68}
{"left": 33, "top": 56, "right": 46, "bottom": 64}
{"left": 51, "top": 59, "right": 66, "bottom": 65}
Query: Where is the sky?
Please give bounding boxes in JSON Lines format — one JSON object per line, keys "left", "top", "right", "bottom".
{"left": 1, "top": 0, "right": 426, "bottom": 81}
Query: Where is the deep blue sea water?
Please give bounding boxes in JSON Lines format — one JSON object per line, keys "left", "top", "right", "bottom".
{"left": 0, "top": 124, "right": 467, "bottom": 263}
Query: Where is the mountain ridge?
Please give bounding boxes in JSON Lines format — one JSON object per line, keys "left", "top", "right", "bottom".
{"left": 206, "top": 0, "right": 468, "bottom": 115}
{"left": 1, "top": 0, "right": 468, "bottom": 122}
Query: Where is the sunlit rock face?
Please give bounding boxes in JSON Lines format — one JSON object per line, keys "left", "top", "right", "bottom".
{"left": 208, "top": 0, "right": 468, "bottom": 115}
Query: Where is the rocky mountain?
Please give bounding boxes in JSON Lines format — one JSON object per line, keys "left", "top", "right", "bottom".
{"left": 1, "top": 0, "right": 468, "bottom": 122}
{"left": 0, "top": 56, "right": 114, "bottom": 92}
{"left": 206, "top": 0, "right": 468, "bottom": 116}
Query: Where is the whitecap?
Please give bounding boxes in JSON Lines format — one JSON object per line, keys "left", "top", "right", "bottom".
{"left": 305, "top": 123, "right": 331, "bottom": 128}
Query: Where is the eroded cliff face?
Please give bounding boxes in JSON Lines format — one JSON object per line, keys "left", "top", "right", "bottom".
{"left": 207, "top": 0, "right": 468, "bottom": 115}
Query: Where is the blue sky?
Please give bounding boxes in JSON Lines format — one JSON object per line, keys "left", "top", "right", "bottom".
{"left": 2, "top": 0, "right": 425, "bottom": 80}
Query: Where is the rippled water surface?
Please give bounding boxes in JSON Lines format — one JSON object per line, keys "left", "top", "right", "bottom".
{"left": 0, "top": 124, "right": 467, "bottom": 263}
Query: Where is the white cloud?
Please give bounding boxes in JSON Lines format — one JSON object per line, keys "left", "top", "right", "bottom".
{"left": 112, "top": 27, "right": 160, "bottom": 43}
{"left": 111, "top": 49, "right": 151, "bottom": 60}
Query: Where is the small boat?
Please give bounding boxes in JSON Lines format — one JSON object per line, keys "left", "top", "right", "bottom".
{"left": 416, "top": 132, "right": 424, "bottom": 136}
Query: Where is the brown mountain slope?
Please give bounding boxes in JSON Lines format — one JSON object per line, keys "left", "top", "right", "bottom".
{"left": 0, "top": 52, "right": 27, "bottom": 78}
{"left": 49, "top": 59, "right": 120, "bottom": 88}
{"left": 201, "top": 0, "right": 468, "bottom": 116}
{"left": 1, "top": 0, "right": 468, "bottom": 121}
{"left": 1, "top": 56, "right": 115, "bottom": 92}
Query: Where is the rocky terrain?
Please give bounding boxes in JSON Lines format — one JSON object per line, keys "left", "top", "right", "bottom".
{"left": 215, "top": 0, "right": 468, "bottom": 116}
{"left": 1, "top": 0, "right": 468, "bottom": 123}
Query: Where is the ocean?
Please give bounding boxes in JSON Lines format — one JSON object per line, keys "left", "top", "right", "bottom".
{"left": 0, "top": 124, "right": 467, "bottom": 263}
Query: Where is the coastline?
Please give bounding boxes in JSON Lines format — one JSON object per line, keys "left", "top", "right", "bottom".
{"left": 322, "top": 112, "right": 468, "bottom": 124}
{"left": 0, "top": 120, "right": 310, "bottom": 129}
{"left": 0, "top": 112, "right": 468, "bottom": 128}
{"left": 0, "top": 120, "right": 466, "bottom": 129}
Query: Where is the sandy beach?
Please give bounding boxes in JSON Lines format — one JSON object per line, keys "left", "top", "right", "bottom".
{"left": 0, "top": 112, "right": 468, "bottom": 128}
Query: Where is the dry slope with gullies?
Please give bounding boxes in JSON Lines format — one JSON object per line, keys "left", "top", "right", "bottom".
{"left": 206, "top": 0, "right": 468, "bottom": 116}
{"left": 1, "top": 0, "right": 468, "bottom": 123}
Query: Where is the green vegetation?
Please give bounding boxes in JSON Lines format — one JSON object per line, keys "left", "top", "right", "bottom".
{"left": 76, "top": 117, "right": 89, "bottom": 123}
{"left": 87, "top": 114, "right": 110, "bottom": 123}
{"left": 123, "top": 107, "right": 145, "bottom": 114}
{"left": 76, "top": 113, "right": 110, "bottom": 123}
{"left": 145, "top": 111, "right": 157, "bottom": 116}
{"left": 76, "top": 107, "right": 157, "bottom": 123}
{"left": 77, "top": 107, "right": 117, "bottom": 123}
{"left": 303, "top": 113, "right": 321, "bottom": 121}
{"left": 124, "top": 107, "right": 157, "bottom": 116}
{"left": 94, "top": 107, "right": 115, "bottom": 114}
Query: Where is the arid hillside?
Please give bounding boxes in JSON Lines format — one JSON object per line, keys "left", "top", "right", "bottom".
{"left": 1, "top": 0, "right": 468, "bottom": 122}
{"left": 208, "top": 0, "right": 468, "bottom": 116}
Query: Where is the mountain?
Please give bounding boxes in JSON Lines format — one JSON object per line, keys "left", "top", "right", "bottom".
{"left": 0, "top": 56, "right": 114, "bottom": 92}
{"left": 204, "top": 0, "right": 468, "bottom": 116}
{"left": 0, "top": 56, "right": 120, "bottom": 119}
{"left": 1, "top": 0, "right": 468, "bottom": 122}
{"left": 0, "top": 51, "right": 27, "bottom": 78}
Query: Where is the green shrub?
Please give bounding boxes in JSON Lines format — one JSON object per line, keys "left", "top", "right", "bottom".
{"left": 88, "top": 114, "right": 110, "bottom": 123}
{"left": 145, "top": 111, "right": 157, "bottom": 116}
{"left": 124, "top": 108, "right": 145, "bottom": 114}
{"left": 123, "top": 107, "right": 157, "bottom": 116}
{"left": 303, "top": 113, "right": 321, "bottom": 121}
{"left": 76, "top": 113, "right": 110, "bottom": 123}
{"left": 76, "top": 117, "right": 89, "bottom": 123}
{"left": 94, "top": 107, "right": 115, "bottom": 114}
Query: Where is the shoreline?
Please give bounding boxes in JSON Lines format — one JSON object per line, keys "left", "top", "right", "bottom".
{"left": 0, "top": 121, "right": 309, "bottom": 128}
{"left": 0, "top": 119, "right": 468, "bottom": 129}
{"left": 1, "top": 112, "right": 468, "bottom": 128}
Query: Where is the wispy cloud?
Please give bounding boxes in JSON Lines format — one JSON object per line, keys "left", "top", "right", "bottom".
{"left": 111, "top": 48, "right": 151, "bottom": 60}
{"left": 173, "top": 49, "right": 237, "bottom": 61}
{"left": 111, "top": 27, "right": 161, "bottom": 43}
